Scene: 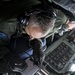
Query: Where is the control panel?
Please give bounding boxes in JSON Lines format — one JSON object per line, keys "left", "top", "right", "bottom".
{"left": 43, "top": 29, "right": 75, "bottom": 73}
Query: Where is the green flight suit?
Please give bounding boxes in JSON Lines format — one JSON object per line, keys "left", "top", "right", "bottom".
{"left": 46, "top": 9, "right": 69, "bottom": 39}
{"left": 0, "top": 1, "right": 68, "bottom": 44}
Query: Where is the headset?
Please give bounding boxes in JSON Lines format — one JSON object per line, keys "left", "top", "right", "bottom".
{"left": 18, "top": 8, "right": 57, "bottom": 28}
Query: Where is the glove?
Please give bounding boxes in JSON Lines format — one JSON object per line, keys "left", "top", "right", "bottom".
{"left": 29, "top": 39, "right": 43, "bottom": 65}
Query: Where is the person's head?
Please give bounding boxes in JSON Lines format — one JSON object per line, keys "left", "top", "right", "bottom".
{"left": 24, "top": 10, "right": 56, "bottom": 39}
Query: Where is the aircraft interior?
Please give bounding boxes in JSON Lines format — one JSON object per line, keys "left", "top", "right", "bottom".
{"left": 0, "top": 0, "right": 75, "bottom": 75}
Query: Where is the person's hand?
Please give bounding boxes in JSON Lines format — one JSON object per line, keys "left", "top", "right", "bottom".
{"left": 29, "top": 39, "right": 42, "bottom": 65}
{"left": 66, "top": 20, "right": 75, "bottom": 30}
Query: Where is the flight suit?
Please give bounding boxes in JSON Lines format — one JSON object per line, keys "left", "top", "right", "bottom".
{"left": 0, "top": 9, "right": 69, "bottom": 43}
{"left": 0, "top": 8, "right": 69, "bottom": 60}
{"left": 0, "top": 0, "right": 69, "bottom": 58}
{"left": 46, "top": 9, "right": 69, "bottom": 39}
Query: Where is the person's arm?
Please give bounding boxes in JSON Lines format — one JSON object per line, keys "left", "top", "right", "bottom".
{"left": 55, "top": 9, "right": 75, "bottom": 33}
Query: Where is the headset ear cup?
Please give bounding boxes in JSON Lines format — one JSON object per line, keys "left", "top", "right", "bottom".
{"left": 18, "top": 8, "right": 57, "bottom": 27}
{"left": 18, "top": 15, "right": 30, "bottom": 27}
{"left": 23, "top": 16, "right": 30, "bottom": 27}
{"left": 17, "top": 11, "right": 29, "bottom": 26}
